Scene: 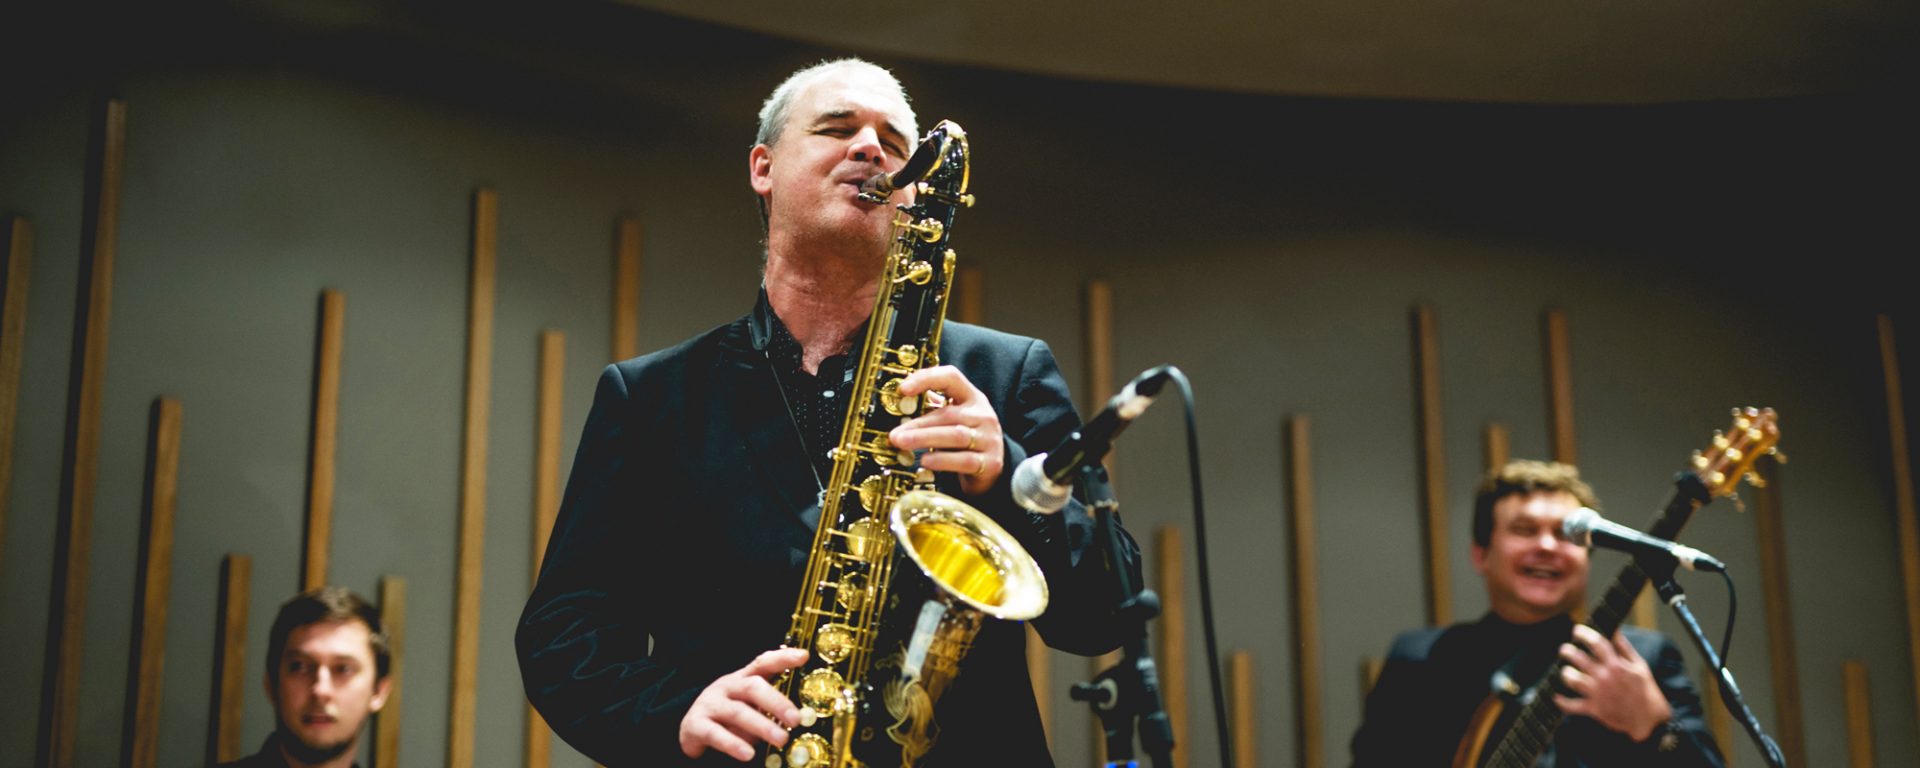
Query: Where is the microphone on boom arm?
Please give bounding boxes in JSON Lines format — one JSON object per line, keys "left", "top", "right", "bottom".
{"left": 1011, "top": 365, "right": 1175, "bottom": 515}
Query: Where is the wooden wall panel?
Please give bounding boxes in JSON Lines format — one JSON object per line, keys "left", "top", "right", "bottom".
{"left": 1703, "top": 668, "right": 1733, "bottom": 767}
{"left": 1412, "top": 305, "right": 1450, "bottom": 626}
{"left": 612, "top": 216, "right": 641, "bottom": 362}
{"left": 1286, "top": 416, "right": 1323, "bottom": 768}
{"left": 1543, "top": 309, "right": 1576, "bottom": 465}
{"left": 1229, "top": 651, "right": 1256, "bottom": 768}
{"left": 304, "top": 289, "right": 344, "bottom": 590}
{"left": 1084, "top": 277, "right": 1120, "bottom": 761}
{"left": 121, "top": 398, "right": 181, "bottom": 768}
{"left": 39, "top": 96, "right": 125, "bottom": 768}
{"left": 448, "top": 188, "right": 497, "bottom": 768}
{"left": 1879, "top": 315, "right": 1920, "bottom": 736}
{"left": 954, "top": 265, "right": 984, "bottom": 327}
{"left": 1483, "top": 422, "right": 1509, "bottom": 473}
{"left": 375, "top": 576, "right": 406, "bottom": 768}
{"left": 1156, "top": 526, "right": 1189, "bottom": 768}
{"left": 0, "top": 216, "right": 30, "bottom": 567}
{"left": 208, "top": 554, "right": 250, "bottom": 765}
{"left": 526, "top": 330, "right": 564, "bottom": 768}
{"left": 1846, "top": 660, "right": 1875, "bottom": 768}
{"left": 1752, "top": 455, "right": 1805, "bottom": 767}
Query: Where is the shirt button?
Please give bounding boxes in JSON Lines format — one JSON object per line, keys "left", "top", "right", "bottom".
{"left": 822, "top": 390, "right": 835, "bottom": 398}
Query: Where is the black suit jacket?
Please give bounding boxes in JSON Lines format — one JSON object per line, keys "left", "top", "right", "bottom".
{"left": 517, "top": 304, "right": 1137, "bottom": 767}
{"left": 1351, "top": 614, "right": 1725, "bottom": 767}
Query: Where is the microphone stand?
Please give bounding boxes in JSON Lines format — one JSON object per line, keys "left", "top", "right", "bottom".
{"left": 1639, "top": 556, "right": 1787, "bottom": 768}
{"left": 1069, "top": 465, "right": 1175, "bottom": 768}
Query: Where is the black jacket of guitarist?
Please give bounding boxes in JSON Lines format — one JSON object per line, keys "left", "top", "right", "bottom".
{"left": 1351, "top": 612, "right": 1726, "bottom": 767}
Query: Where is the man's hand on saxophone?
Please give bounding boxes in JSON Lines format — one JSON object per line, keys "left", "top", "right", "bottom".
{"left": 679, "top": 647, "right": 809, "bottom": 762}
{"left": 888, "top": 364, "right": 1006, "bottom": 496}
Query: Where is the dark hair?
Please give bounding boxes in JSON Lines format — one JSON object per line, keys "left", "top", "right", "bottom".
{"left": 265, "top": 586, "right": 390, "bottom": 687}
{"left": 1471, "top": 460, "right": 1600, "bottom": 547}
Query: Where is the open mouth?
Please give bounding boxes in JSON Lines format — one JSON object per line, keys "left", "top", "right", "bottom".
{"left": 1519, "top": 565, "right": 1563, "bottom": 580}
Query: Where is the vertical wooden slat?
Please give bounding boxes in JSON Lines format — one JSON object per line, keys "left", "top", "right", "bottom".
{"left": 1412, "top": 305, "right": 1450, "bottom": 626}
{"left": 449, "top": 188, "right": 497, "bottom": 768}
{"left": 0, "top": 216, "right": 31, "bottom": 566}
{"left": 1228, "top": 651, "right": 1256, "bottom": 768}
{"left": 375, "top": 576, "right": 406, "bottom": 768}
{"left": 1156, "top": 526, "right": 1189, "bottom": 768}
{"left": 954, "top": 265, "right": 984, "bottom": 327}
{"left": 121, "top": 398, "right": 181, "bottom": 768}
{"left": 1483, "top": 422, "right": 1509, "bottom": 473}
{"left": 39, "top": 95, "right": 125, "bottom": 768}
{"left": 1751, "top": 454, "right": 1805, "bottom": 766}
{"left": 208, "top": 554, "right": 250, "bottom": 765}
{"left": 304, "top": 289, "right": 344, "bottom": 590}
{"left": 1085, "top": 280, "right": 1115, "bottom": 435}
{"left": 1701, "top": 666, "right": 1733, "bottom": 767}
{"left": 1544, "top": 309, "right": 1576, "bottom": 465}
{"left": 1879, "top": 315, "right": 1920, "bottom": 738}
{"left": 526, "top": 330, "right": 564, "bottom": 768}
{"left": 1286, "top": 416, "right": 1323, "bottom": 768}
{"left": 1845, "top": 659, "right": 1875, "bottom": 768}
{"left": 1084, "top": 277, "right": 1119, "bottom": 762}
{"left": 611, "top": 216, "right": 641, "bottom": 363}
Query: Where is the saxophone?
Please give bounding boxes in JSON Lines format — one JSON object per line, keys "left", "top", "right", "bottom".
{"left": 766, "top": 120, "right": 1050, "bottom": 768}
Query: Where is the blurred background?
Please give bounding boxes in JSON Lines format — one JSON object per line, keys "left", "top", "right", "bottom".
{"left": 3, "top": 1, "right": 1916, "bottom": 766}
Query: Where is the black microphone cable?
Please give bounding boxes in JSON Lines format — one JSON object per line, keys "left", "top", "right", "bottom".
{"left": 1164, "top": 366, "right": 1236, "bottom": 768}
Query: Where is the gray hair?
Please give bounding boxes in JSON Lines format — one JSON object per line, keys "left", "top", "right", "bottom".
{"left": 755, "top": 58, "right": 917, "bottom": 149}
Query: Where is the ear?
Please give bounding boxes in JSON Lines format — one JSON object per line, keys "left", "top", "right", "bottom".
{"left": 748, "top": 144, "right": 774, "bottom": 198}
{"left": 1469, "top": 543, "right": 1489, "bottom": 575}
{"left": 369, "top": 675, "right": 394, "bottom": 713}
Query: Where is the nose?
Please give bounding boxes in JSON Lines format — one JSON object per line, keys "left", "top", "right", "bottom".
{"left": 312, "top": 668, "right": 335, "bottom": 699}
{"left": 847, "top": 125, "right": 887, "bottom": 166}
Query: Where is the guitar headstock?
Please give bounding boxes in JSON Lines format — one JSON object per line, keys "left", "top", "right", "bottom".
{"left": 1690, "top": 406, "right": 1782, "bottom": 498}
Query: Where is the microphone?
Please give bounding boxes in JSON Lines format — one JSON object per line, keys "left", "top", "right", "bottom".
{"left": 1562, "top": 507, "right": 1726, "bottom": 573}
{"left": 1011, "top": 365, "right": 1174, "bottom": 514}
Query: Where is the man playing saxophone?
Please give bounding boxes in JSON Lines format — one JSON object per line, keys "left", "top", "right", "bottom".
{"left": 516, "top": 58, "right": 1139, "bottom": 767}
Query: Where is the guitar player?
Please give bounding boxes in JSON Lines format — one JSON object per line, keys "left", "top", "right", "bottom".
{"left": 1350, "top": 460, "right": 1726, "bottom": 766}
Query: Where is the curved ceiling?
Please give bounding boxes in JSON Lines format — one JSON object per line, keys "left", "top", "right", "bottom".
{"left": 622, "top": 0, "right": 1909, "bottom": 104}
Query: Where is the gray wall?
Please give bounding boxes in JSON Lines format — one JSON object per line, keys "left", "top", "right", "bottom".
{"left": 3, "top": 5, "right": 1915, "bottom": 768}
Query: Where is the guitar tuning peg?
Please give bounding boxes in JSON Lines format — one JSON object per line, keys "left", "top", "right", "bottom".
{"left": 1691, "top": 452, "right": 1709, "bottom": 470}
{"left": 1770, "top": 449, "right": 1788, "bottom": 464}
{"left": 1712, "top": 433, "right": 1731, "bottom": 450}
{"left": 1744, "top": 471, "right": 1768, "bottom": 489}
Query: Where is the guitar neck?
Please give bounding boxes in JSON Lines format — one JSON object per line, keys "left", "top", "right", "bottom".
{"left": 1481, "top": 472, "right": 1712, "bottom": 767}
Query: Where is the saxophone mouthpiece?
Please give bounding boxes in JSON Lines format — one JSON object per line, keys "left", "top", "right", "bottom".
{"left": 856, "top": 171, "right": 897, "bottom": 204}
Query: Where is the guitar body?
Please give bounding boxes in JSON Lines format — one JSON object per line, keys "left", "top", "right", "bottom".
{"left": 1451, "top": 408, "right": 1779, "bottom": 768}
{"left": 1451, "top": 695, "right": 1505, "bottom": 768}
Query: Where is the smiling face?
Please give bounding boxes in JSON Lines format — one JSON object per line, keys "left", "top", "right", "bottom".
{"left": 268, "top": 619, "right": 391, "bottom": 766}
{"left": 749, "top": 66, "right": 916, "bottom": 265}
{"left": 1472, "top": 490, "right": 1591, "bottom": 624}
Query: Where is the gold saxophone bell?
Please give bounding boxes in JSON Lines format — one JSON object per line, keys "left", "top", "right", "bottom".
{"left": 890, "top": 491, "right": 1048, "bottom": 621}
